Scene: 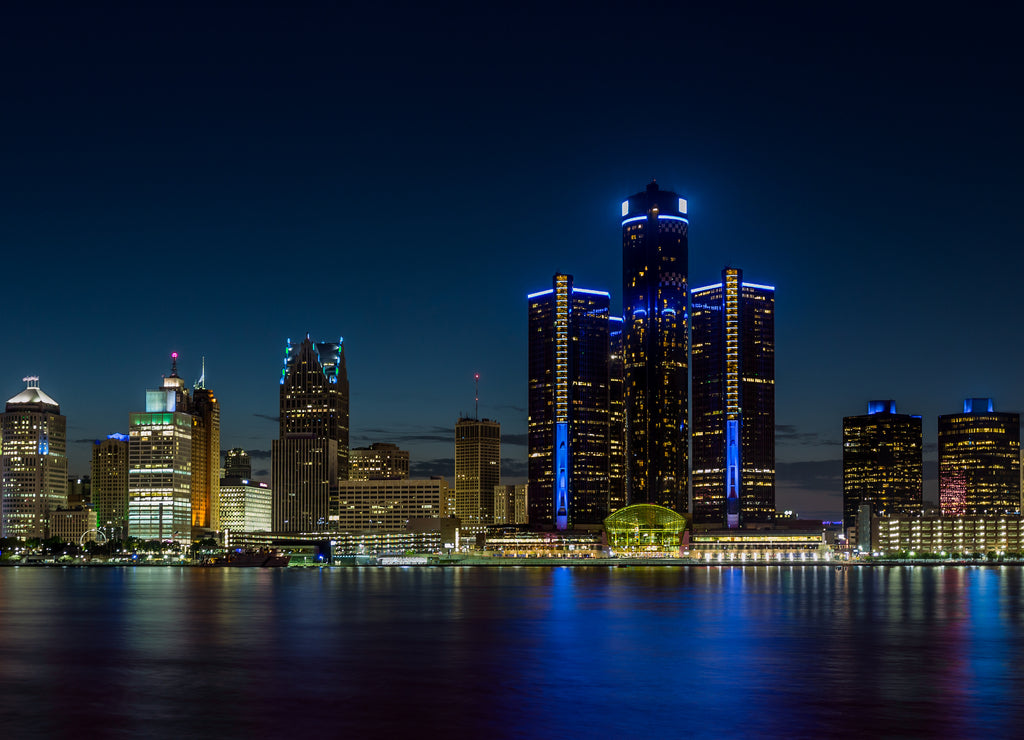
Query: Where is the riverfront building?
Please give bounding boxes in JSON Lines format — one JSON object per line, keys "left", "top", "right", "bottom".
{"left": 604, "top": 504, "right": 688, "bottom": 555}
{"left": 91, "top": 433, "right": 129, "bottom": 537}
{"left": 691, "top": 268, "right": 775, "bottom": 527}
{"left": 454, "top": 417, "right": 500, "bottom": 532}
{"left": 1, "top": 377, "right": 68, "bottom": 539}
{"left": 842, "top": 400, "right": 923, "bottom": 531}
{"left": 219, "top": 477, "right": 272, "bottom": 533}
{"left": 127, "top": 358, "right": 193, "bottom": 544}
{"left": 272, "top": 336, "right": 350, "bottom": 533}
{"left": 939, "top": 399, "right": 1020, "bottom": 517}
{"left": 872, "top": 515, "right": 1024, "bottom": 556}
{"left": 621, "top": 181, "right": 690, "bottom": 512}
{"left": 527, "top": 273, "right": 619, "bottom": 528}
{"left": 50, "top": 506, "right": 98, "bottom": 544}
{"left": 333, "top": 477, "right": 449, "bottom": 531}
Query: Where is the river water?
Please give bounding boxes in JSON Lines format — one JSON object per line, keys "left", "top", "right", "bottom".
{"left": 1, "top": 565, "right": 1022, "bottom": 738}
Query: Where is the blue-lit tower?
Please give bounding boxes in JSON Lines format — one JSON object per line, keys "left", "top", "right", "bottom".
{"left": 621, "top": 181, "right": 689, "bottom": 512}
{"left": 691, "top": 269, "right": 775, "bottom": 527}
{"left": 528, "top": 274, "right": 618, "bottom": 528}
{"left": 271, "top": 336, "right": 350, "bottom": 533}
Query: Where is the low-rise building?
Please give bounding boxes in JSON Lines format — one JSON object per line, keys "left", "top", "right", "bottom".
{"left": 872, "top": 515, "right": 1024, "bottom": 555}
{"left": 687, "top": 529, "right": 828, "bottom": 561}
{"left": 480, "top": 525, "right": 605, "bottom": 558}
{"left": 332, "top": 477, "right": 448, "bottom": 530}
{"left": 50, "top": 506, "right": 98, "bottom": 544}
{"left": 219, "top": 477, "right": 272, "bottom": 533}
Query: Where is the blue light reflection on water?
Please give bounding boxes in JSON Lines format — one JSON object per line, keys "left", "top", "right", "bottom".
{"left": 1, "top": 566, "right": 1024, "bottom": 738}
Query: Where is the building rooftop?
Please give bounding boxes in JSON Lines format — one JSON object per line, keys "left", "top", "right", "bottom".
{"left": 6, "top": 377, "right": 59, "bottom": 410}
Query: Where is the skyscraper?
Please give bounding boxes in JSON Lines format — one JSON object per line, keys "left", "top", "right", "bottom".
{"left": 91, "top": 433, "right": 129, "bottom": 537}
{"left": 622, "top": 181, "right": 689, "bottom": 512}
{"left": 128, "top": 356, "right": 193, "bottom": 543}
{"left": 223, "top": 448, "right": 251, "bottom": 479}
{"left": 190, "top": 373, "right": 220, "bottom": 532}
{"left": 691, "top": 269, "right": 775, "bottom": 527}
{"left": 272, "top": 336, "right": 349, "bottom": 533}
{"left": 842, "top": 400, "right": 923, "bottom": 531}
{"left": 939, "top": 398, "right": 1020, "bottom": 517}
{"left": 527, "top": 273, "right": 616, "bottom": 528}
{"left": 454, "top": 417, "right": 500, "bottom": 532}
{"left": 1, "top": 377, "right": 67, "bottom": 539}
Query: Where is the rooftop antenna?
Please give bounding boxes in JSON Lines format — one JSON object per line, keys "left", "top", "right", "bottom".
{"left": 196, "top": 356, "right": 206, "bottom": 390}
{"left": 170, "top": 352, "right": 179, "bottom": 378}
{"left": 475, "top": 373, "right": 480, "bottom": 420}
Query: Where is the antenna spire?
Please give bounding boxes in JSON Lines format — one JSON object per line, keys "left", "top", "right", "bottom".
{"left": 474, "top": 373, "right": 480, "bottom": 420}
{"left": 196, "top": 356, "right": 206, "bottom": 389}
{"left": 170, "top": 352, "right": 179, "bottom": 378}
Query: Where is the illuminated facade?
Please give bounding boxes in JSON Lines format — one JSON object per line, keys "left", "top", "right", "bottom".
{"left": 527, "top": 273, "right": 619, "bottom": 528}
{"left": 349, "top": 443, "right": 410, "bottom": 480}
{"left": 219, "top": 477, "right": 272, "bottom": 533}
{"left": 128, "top": 359, "right": 193, "bottom": 544}
{"left": 687, "top": 530, "right": 826, "bottom": 560}
{"left": 333, "top": 477, "right": 448, "bottom": 530}
{"left": 1, "top": 377, "right": 68, "bottom": 539}
{"left": 50, "top": 506, "right": 98, "bottom": 544}
{"left": 454, "top": 417, "right": 500, "bottom": 532}
{"left": 604, "top": 504, "right": 688, "bottom": 555}
{"left": 272, "top": 336, "right": 350, "bottom": 533}
{"left": 91, "top": 433, "right": 129, "bottom": 536}
{"left": 939, "top": 398, "right": 1020, "bottom": 517}
{"left": 691, "top": 269, "right": 775, "bottom": 527}
{"left": 622, "top": 181, "right": 689, "bottom": 511}
{"left": 842, "top": 400, "right": 923, "bottom": 531}
{"left": 873, "top": 515, "right": 1024, "bottom": 556}
{"left": 190, "top": 382, "right": 220, "bottom": 531}
{"left": 493, "top": 483, "right": 528, "bottom": 524}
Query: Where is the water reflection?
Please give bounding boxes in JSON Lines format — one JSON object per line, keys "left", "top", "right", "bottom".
{"left": 1, "top": 566, "right": 1023, "bottom": 737}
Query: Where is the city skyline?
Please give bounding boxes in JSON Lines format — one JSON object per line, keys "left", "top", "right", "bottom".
{"left": 3, "top": 6, "right": 1023, "bottom": 519}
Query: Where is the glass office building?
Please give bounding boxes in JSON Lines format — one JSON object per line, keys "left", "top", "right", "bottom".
{"left": 527, "top": 273, "right": 620, "bottom": 528}
{"left": 621, "top": 181, "right": 689, "bottom": 512}
{"left": 939, "top": 398, "right": 1020, "bottom": 517}
{"left": 691, "top": 268, "right": 775, "bottom": 527}
{"left": 842, "top": 400, "right": 923, "bottom": 531}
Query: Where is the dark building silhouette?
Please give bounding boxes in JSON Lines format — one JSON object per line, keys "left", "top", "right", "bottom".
{"left": 272, "top": 336, "right": 349, "bottom": 532}
{"left": 621, "top": 181, "right": 689, "bottom": 512}
{"left": 691, "top": 268, "right": 775, "bottom": 526}
{"left": 527, "top": 273, "right": 620, "bottom": 528}
{"left": 842, "top": 400, "right": 923, "bottom": 531}
{"left": 92, "top": 433, "right": 129, "bottom": 537}
{"left": 939, "top": 398, "right": 1020, "bottom": 517}
{"left": 223, "top": 448, "right": 251, "bottom": 479}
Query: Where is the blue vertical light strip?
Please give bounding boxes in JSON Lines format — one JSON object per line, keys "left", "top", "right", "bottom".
{"left": 555, "top": 422, "right": 569, "bottom": 530}
{"left": 726, "top": 420, "right": 740, "bottom": 529}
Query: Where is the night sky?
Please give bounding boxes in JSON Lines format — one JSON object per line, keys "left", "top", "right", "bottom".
{"left": 3, "top": 5, "right": 1021, "bottom": 517}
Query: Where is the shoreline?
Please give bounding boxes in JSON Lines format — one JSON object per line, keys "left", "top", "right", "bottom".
{"left": 1, "top": 559, "right": 1018, "bottom": 568}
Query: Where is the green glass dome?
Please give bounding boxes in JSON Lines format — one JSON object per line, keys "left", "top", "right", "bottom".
{"left": 604, "top": 504, "right": 688, "bottom": 554}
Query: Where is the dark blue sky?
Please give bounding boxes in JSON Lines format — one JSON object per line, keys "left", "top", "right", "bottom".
{"left": 3, "top": 5, "right": 1021, "bottom": 517}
